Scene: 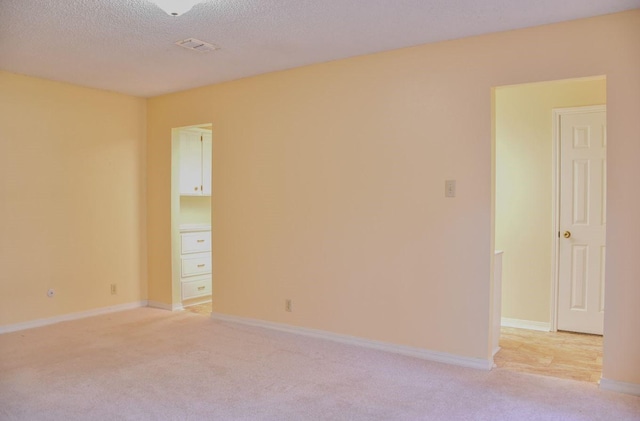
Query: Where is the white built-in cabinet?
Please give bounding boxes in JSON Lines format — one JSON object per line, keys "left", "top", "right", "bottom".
{"left": 179, "top": 129, "right": 212, "bottom": 196}
{"left": 180, "top": 226, "right": 212, "bottom": 300}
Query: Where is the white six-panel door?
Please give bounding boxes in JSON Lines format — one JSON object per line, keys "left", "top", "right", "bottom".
{"left": 557, "top": 106, "right": 606, "bottom": 335}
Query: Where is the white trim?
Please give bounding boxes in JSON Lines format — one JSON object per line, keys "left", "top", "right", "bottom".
{"left": 501, "top": 317, "right": 551, "bottom": 332}
{"left": 600, "top": 378, "right": 640, "bottom": 396}
{"left": 210, "top": 312, "right": 493, "bottom": 371}
{"left": 551, "top": 105, "right": 607, "bottom": 332}
{"left": 0, "top": 301, "right": 148, "bottom": 334}
{"left": 551, "top": 108, "right": 561, "bottom": 332}
{"left": 147, "top": 301, "right": 184, "bottom": 312}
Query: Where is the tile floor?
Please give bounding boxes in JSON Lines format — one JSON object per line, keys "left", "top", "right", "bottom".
{"left": 184, "top": 301, "right": 212, "bottom": 316}
{"left": 184, "top": 303, "right": 602, "bottom": 383}
{"left": 494, "top": 327, "right": 603, "bottom": 383}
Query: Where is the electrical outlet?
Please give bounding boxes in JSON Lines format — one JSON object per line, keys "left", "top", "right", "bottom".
{"left": 285, "top": 299, "right": 292, "bottom": 312}
{"left": 47, "top": 289, "right": 55, "bottom": 298}
{"left": 110, "top": 283, "right": 117, "bottom": 295}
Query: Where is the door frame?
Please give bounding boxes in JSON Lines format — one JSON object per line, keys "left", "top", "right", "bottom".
{"left": 550, "top": 104, "right": 607, "bottom": 332}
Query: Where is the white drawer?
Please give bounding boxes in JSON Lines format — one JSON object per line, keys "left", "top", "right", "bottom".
{"left": 181, "top": 231, "right": 211, "bottom": 254}
{"left": 182, "top": 279, "right": 211, "bottom": 300}
{"left": 181, "top": 254, "right": 211, "bottom": 277}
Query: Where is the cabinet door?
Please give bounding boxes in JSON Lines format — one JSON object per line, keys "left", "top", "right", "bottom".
{"left": 179, "top": 131, "right": 203, "bottom": 195}
{"left": 201, "top": 132, "right": 212, "bottom": 196}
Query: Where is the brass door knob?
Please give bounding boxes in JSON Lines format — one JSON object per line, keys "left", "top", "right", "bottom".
{"left": 564, "top": 231, "right": 571, "bottom": 238}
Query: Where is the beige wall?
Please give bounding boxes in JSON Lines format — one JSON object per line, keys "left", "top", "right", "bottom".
{"left": 0, "top": 71, "right": 147, "bottom": 325}
{"left": 147, "top": 10, "right": 640, "bottom": 385}
{"left": 496, "top": 78, "right": 606, "bottom": 323}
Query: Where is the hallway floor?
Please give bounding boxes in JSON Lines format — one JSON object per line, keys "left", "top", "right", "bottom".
{"left": 184, "top": 303, "right": 603, "bottom": 383}
{"left": 184, "top": 301, "right": 212, "bottom": 316}
{"left": 494, "top": 327, "right": 603, "bottom": 383}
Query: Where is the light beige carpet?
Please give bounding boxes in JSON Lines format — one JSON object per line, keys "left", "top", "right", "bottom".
{"left": 0, "top": 308, "right": 638, "bottom": 420}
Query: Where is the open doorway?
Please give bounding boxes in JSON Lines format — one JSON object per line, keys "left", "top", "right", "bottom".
{"left": 171, "top": 124, "right": 213, "bottom": 313}
{"left": 492, "top": 76, "right": 606, "bottom": 383}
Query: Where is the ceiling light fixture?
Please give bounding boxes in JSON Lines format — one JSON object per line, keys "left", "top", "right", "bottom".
{"left": 148, "top": 0, "right": 204, "bottom": 16}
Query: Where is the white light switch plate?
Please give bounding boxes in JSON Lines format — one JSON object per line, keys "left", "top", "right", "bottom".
{"left": 445, "top": 180, "right": 456, "bottom": 197}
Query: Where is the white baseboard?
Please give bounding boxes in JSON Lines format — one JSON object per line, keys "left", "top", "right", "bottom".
{"left": 501, "top": 317, "right": 551, "bottom": 332}
{"left": 147, "top": 301, "right": 184, "bottom": 312}
{"left": 0, "top": 301, "right": 148, "bottom": 334}
{"left": 600, "top": 378, "right": 640, "bottom": 396}
{"left": 210, "top": 312, "right": 493, "bottom": 371}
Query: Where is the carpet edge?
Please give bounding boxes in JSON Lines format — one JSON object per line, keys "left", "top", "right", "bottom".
{"left": 210, "top": 311, "right": 493, "bottom": 371}
{"left": 0, "top": 301, "right": 148, "bottom": 334}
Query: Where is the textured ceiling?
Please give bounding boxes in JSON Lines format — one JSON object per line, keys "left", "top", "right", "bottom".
{"left": 1, "top": 0, "right": 638, "bottom": 97}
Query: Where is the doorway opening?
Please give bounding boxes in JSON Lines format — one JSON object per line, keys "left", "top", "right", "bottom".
{"left": 171, "top": 124, "right": 213, "bottom": 312}
{"left": 492, "top": 76, "right": 606, "bottom": 383}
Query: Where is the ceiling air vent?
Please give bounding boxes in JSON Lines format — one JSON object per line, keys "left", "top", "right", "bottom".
{"left": 174, "top": 38, "right": 219, "bottom": 53}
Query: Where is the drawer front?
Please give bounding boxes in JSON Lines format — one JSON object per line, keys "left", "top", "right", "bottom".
{"left": 182, "top": 279, "right": 211, "bottom": 300}
{"left": 181, "top": 232, "right": 211, "bottom": 254}
{"left": 181, "top": 254, "right": 211, "bottom": 277}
